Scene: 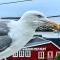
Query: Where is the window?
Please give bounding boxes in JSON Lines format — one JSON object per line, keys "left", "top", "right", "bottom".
{"left": 48, "top": 51, "right": 53, "bottom": 58}
{"left": 25, "top": 50, "right": 31, "bottom": 57}
{"left": 13, "top": 52, "right": 18, "bottom": 57}
{"left": 38, "top": 52, "right": 44, "bottom": 59}
{"left": 56, "top": 51, "right": 60, "bottom": 56}
{"left": 19, "top": 50, "right": 25, "bottom": 57}
{"left": 13, "top": 49, "right": 31, "bottom": 57}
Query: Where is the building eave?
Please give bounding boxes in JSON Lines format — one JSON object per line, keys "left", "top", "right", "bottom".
{"left": 24, "top": 41, "right": 60, "bottom": 50}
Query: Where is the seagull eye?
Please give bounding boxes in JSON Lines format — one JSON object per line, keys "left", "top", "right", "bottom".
{"left": 36, "top": 15, "right": 43, "bottom": 18}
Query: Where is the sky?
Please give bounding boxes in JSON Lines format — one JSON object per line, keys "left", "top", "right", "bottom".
{"left": 0, "top": 0, "right": 60, "bottom": 17}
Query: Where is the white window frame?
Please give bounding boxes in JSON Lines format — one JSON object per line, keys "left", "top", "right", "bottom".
{"left": 19, "top": 50, "right": 25, "bottom": 57}
{"left": 48, "top": 51, "right": 53, "bottom": 58}
{"left": 13, "top": 52, "right": 18, "bottom": 57}
{"left": 56, "top": 51, "right": 60, "bottom": 56}
{"left": 25, "top": 50, "right": 31, "bottom": 57}
{"left": 38, "top": 51, "right": 44, "bottom": 59}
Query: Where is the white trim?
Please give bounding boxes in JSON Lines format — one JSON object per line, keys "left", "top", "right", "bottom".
{"left": 24, "top": 41, "right": 60, "bottom": 50}
{"left": 24, "top": 37, "right": 51, "bottom": 48}
{"left": 56, "top": 51, "right": 60, "bottom": 56}
{"left": 38, "top": 51, "right": 44, "bottom": 59}
{"left": 50, "top": 41, "right": 60, "bottom": 49}
{"left": 48, "top": 51, "right": 53, "bottom": 58}
{"left": 24, "top": 37, "right": 60, "bottom": 49}
{"left": 25, "top": 41, "right": 51, "bottom": 48}
{"left": 25, "top": 50, "right": 31, "bottom": 57}
{"left": 3, "top": 58, "right": 6, "bottom": 60}
{"left": 19, "top": 50, "right": 24, "bottom": 57}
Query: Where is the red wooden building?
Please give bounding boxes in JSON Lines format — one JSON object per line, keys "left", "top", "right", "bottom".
{"left": 6, "top": 37, "right": 60, "bottom": 60}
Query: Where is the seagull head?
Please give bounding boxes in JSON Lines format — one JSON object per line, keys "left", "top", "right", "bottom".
{"left": 20, "top": 10, "right": 47, "bottom": 30}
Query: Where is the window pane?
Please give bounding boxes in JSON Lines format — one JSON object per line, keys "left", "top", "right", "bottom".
{"left": 25, "top": 50, "right": 31, "bottom": 57}
{"left": 38, "top": 52, "right": 44, "bottom": 59}
{"left": 19, "top": 50, "right": 24, "bottom": 57}
{"left": 56, "top": 51, "right": 60, "bottom": 56}
{"left": 13, "top": 52, "right": 18, "bottom": 57}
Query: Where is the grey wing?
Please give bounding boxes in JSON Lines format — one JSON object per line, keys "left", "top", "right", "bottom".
{"left": 0, "top": 35, "right": 12, "bottom": 52}
{"left": 0, "top": 21, "right": 9, "bottom": 35}
{"left": 0, "top": 20, "right": 12, "bottom": 52}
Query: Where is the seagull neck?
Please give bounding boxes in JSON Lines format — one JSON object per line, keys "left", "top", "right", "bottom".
{"left": 20, "top": 21, "right": 35, "bottom": 34}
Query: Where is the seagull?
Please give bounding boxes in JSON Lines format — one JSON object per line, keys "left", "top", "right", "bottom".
{"left": 0, "top": 10, "right": 48, "bottom": 59}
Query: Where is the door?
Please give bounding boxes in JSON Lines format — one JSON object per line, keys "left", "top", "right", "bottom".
{"left": 48, "top": 51, "right": 53, "bottom": 60}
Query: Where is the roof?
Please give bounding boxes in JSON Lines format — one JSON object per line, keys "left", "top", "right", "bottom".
{"left": 25, "top": 37, "right": 50, "bottom": 47}
{"left": 45, "top": 38, "right": 60, "bottom": 47}
{"left": 24, "top": 37, "right": 60, "bottom": 49}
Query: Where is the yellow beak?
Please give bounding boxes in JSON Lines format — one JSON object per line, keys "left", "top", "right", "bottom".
{"left": 47, "top": 20, "right": 59, "bottom": 30}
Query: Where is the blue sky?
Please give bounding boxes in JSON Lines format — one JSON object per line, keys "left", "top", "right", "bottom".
{"left": 0, "top": 0, "right": 60, "bottom": 17}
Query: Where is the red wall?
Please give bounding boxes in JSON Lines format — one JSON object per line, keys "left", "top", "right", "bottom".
{"left": 7, "top": 43, "right": 60, "bottom": 60}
